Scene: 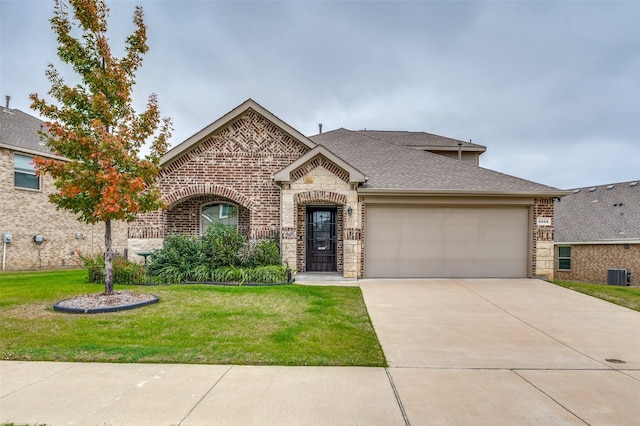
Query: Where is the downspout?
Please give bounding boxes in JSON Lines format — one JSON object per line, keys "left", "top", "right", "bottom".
{"left": 2, "top": 240, "right": 6, "bottom": 271}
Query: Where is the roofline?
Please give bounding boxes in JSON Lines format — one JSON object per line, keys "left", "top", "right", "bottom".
{"left": 357, "top": 188, "right": 571, "bottom": 197}
{"left": 0, "top": 143, "right": 66, "bottom": 161}
{"left": 416, "top": 145, "right": 486, "bottom": 153}
{"left": 161, "top": 99, "right": 316, "bottom": 166}
{"left": 554, "top": 239, "right": 640, "bottom": 245}
{"left": 273, "top": 144, "right": 367, "bottom": 183}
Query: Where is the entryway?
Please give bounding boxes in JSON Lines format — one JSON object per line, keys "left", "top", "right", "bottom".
{"left": 306, "top": 207, "right": 337, "bottom": 272}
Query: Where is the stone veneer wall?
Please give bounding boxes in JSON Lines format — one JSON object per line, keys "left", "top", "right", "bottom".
{"left": 555, "top": 244, "right": 639, "bottom": 285}
{"left": 0, "top": 147, "right": 128, "bottom": 271}
{"left": 280, "top": 162, "right": 361, "bottom": 278}
{"left": 532, "top": 198, "right": 555, "bottom": 280}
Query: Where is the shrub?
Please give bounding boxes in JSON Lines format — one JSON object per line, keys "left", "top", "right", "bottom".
{"left": 200, "top": 223, "right": 245, "bottom": 268}
{"left": 146, "top": 233, "right": 201, "bottom": 283}
{"left": 240, "top": 238, "right": 281, "bottom": 268}
{"left": 145, "top": 225, "right": 288, "bottom": 284}
{"left": 248, "top": 265, "right": 290, "bottom": 284}
{"left": 78, "top": 252, "right": 145, "bottom": 285}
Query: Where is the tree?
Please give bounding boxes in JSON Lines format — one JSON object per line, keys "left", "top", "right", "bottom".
{"left": 31, "top": 0, "right": 171, "bottom": 294}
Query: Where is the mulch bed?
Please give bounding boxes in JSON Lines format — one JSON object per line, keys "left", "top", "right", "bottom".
{"left": 54, "top": 291, "right": 159, "bottom": 314}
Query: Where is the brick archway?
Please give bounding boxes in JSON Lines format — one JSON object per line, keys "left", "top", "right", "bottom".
{"left": 294, "top": 190, "right": 347, "bottom": 206}
{"left": 164, "top": 184, "right": 254, "bottom": 210}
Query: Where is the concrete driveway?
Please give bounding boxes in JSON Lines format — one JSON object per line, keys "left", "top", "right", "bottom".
{"left": 360, "top": 278, "right": 640, "bottom": 425}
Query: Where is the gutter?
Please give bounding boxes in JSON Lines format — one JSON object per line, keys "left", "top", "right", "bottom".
{"left": 554, "top": 239, "right": 640, "bottom": 245}
{"left": 0, "top": 143, "right": 66, "bottom": 161}
{"left": 356, "top": 188, "right": 571, "bottom": 198}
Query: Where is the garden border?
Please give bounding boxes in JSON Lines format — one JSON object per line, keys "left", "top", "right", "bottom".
{"left": 53, "top": 295, "right": 159, "bottom": 314}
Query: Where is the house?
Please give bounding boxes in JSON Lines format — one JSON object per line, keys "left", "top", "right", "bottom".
{"left": 554, "top": 180, "right": 639, "bottom": 285}
{"left": 129, "top": 99, "right": 565, "bottom": 279}
{"left": 0, "top": 98, "right": 128, "bottom": 271}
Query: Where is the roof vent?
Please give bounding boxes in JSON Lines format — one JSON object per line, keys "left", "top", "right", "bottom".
{"left": 606, "top": 184, "right": 614, "bottom": 190}
{"left": 588, "top": 187, "right": 597, "bottom": 192}
{"left": 631, "top": 181, "right": 638, "bottom": 187}
{"left": 572, "top": 189, "right": 581, "bottom": 194}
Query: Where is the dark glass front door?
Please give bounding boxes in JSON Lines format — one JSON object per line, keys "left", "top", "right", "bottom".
{"left": 306, "top": 207, "right": 337, "bottom": 272}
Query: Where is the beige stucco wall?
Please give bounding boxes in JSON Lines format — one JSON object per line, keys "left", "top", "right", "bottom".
{"left": 0, "top": 147, "right": 128, "bottom": 271}
{"left": 281, "top": 164, "right": 361, "bottom": 278}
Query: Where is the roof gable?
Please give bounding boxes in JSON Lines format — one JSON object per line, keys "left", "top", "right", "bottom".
{"left": 273, "top": 145, "right": 366, "bottom": 184}
{"left": 161, "top": 99, "right": 316, "bottom": 166}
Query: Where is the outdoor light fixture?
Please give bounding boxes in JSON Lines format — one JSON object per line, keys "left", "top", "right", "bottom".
{"left": 347, "top": 206, "right": 353, "bottom": 216}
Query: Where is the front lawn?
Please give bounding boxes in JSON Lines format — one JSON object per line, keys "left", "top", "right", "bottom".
{"left": 0, "top": 270, "right": 386, "bottom": 366}
{"left": 553, "top": 280, "right": 640, "bottom": 312}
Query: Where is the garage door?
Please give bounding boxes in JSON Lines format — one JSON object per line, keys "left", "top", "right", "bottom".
{"left": 365, "top": 206, "right": 529, "bottom": 278}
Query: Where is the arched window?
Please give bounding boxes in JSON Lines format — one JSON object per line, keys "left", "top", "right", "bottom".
{"left": 201, "top": 203, "right": 238, "bottom": 233}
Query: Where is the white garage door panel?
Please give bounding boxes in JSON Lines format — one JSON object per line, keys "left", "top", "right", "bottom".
{"left": 365, "top": 206, "right": 529, "bottom": 278}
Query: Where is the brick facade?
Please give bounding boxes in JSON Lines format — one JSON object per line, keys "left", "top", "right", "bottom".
{"left": 129, "top": 109, "right": 310, "bottom": 247}
{"left": 0, "top": 147, "right": 128, "bottom": 271}
{"left": 532, "top": 198, "right": 555, "bottom": 280}
{"left": 555, "top": 244, "right": 639, "bottom": 285}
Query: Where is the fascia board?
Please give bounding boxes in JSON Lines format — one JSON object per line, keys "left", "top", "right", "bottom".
{"left": 161, "top": 99, "right": 316, "bottom": 166}
{"left": 0, "top": 143, "right": 66, "bottom": 161}
{"left": 554, "top": 240, "right": 640, "bottom": 245}
{"left": 357, "top": 188, "right": 571, "bottom": 197}
{"left": 415, "top": 146, "right": 486, "bottom": 152}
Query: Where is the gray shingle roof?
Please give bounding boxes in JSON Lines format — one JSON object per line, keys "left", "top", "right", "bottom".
{"left": 354, "top": 130, "right": 486, "bottom": 150}
{"left": 310, "top": 128, "right": 561, "bottom": 194}
{"left": 0, "top": 108, "right": 50, "bottom": 155}
{"left": 555, "top": 180, "right": 640, "bottom": 242}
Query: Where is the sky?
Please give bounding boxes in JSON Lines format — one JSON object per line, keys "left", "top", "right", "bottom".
{"left": 1, "top": 0, "right": 639, "bottom": 190}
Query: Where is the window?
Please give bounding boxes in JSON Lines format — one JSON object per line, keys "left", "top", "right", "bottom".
{"left": 201, "top": 203, "right": 237, "bottom": 233}
{"left": 14, "top": 154, "right": 40, "bottom": 190}
{"left": 558, "top": 246, "right": 571, "bottom": 270}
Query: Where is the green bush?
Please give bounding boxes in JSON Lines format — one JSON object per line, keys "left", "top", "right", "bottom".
{"left": 248, "top": 265, "right": 290, "bottom": 284}
{"left": 200, "top": 222, "right": 245, "bottom": 268}
{"left": 241, "top": 238, "right": 281, "bottom": 268}
{"left": 146, "top": 225, "right": 287, "bottom": 284}
{"left": 78, "top": 252, "right": 146, "bottom": 285}
{"left": 145, "top": 233, "right": 202, "bottom": 283}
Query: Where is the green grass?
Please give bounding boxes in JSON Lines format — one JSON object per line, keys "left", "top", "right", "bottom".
{"left": 553, "top": 280, "right": 640, "bottom": 312}
{"left": 0, "top": 269, "right": 386, "bottom": 366}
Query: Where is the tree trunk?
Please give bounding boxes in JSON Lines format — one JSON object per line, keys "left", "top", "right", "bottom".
{"left": 104, "top": 219, "right": 114, "bottom": 294}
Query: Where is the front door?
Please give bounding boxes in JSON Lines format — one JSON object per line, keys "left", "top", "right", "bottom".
{"left": 306, "top": 207, "right": 337, "bottom": 272}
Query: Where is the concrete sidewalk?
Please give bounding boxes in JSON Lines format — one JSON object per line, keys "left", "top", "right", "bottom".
{"left": 1, "top": 279, "right": 639, "bottom": 425}
{"left": 0, "top": 362, "right": 404, "bottom": 425}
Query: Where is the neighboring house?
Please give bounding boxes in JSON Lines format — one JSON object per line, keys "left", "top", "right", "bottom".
{"left": 554, "top": 180, "right": 639, "bottom": 285}
{"left": 0, "top": 98, "right": 127, "bottom": 271}
{"left": 130, "top": 99, "right": 565, "bottom": 279}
